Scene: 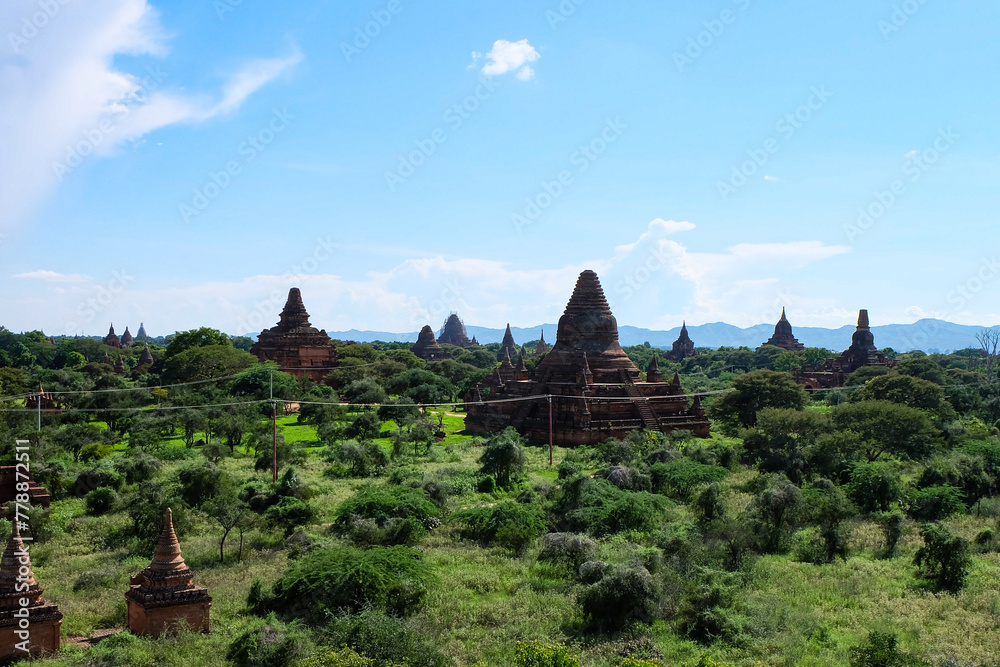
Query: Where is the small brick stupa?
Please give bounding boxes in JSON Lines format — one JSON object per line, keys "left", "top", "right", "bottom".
{"left": 120, "top": 327, "right": 134, "bottom": 347}
{"left": 535, "top": 330, "right": 548, "bottom": 355}
{"left": 465, "top": 270, "right": 709, "bottom": 444}
{"left": 114, "top": 356, "right": 126, "bottom": 375}
{"left": 411, "top": 325, "right": 447, "bottom": 361}
{"left": 251, "top": 288, "right": 338, "bottom": 383}
{"left": 126, "top": 509, "right": 211, "bottom": 637}
{"left": 762, "top": 308, "right": 805, "bottom": 350}
{"left": 138, "top": 344, "right": 155, "bottom": 367}
{"left": 437, "top": 314, "right": 472, "bottom": 347}
{"left": 793, "top": 309, "right": 894, "bottom": 391}
{"left": 664, "top": 322, "right": 697, "bottom": 361}
{"left": 497, "top": 324, "right": 518, "bottom": 362}
{"left": 102, "top": 324, "right": 122, "bottom": 349}
{"left": 0, "top": 522, "right": 62, "bottom": 661}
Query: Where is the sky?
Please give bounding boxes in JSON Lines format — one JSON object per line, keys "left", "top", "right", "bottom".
{"left": 1, "top": 0, "right": 998, "bottom": 339}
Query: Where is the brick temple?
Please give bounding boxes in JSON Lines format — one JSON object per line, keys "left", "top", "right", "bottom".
{"left": 251, "top": 288, "right": 337, "bottom": 383}
{"left": 793, "top": 309, "right": 894, "bottom": 390}
{"left": 465, "top": 270, "right": 710, "bottom": 444}
{"left": 0, "top": 468, "right": 50, "bottom": 508}
{"left": 102, "top": 324, "right": 121, "bottom": 349}
{"left": 411, "top": 325, "right": 447, "bottom": 361}
{"left": 126, "top": 509, "right": 211, "bottom": 637}
{"left": 437, "top": 313, "right": 473, "bottom": 347}
{"left": 762, "top": 308, "right": 805, "bottom": 350}
{"left": 496, "top": 324, "right": 518, "bottom": 362}
{"left": 0, "top": 522, "right": 62, "bottom": 661}
{"left": 664, "top": 322, "right": 697, "bottom": 361}
{"left": 535, "top": 330, "right": 548, "bottom": 355}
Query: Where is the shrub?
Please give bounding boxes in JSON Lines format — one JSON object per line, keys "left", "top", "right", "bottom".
{"left": 84, "top": 487, "right": 118, "bottom": 516}
{"left": 79, "top": 442, "right": 114, "bottom": 463}
{"left": 514, "top": 641, "right": 580, "bottom": 667}
{"left": 908, "top": 485, "right": 966, "bottom": 522}
{"left": 677, "top": 568, "right": 749, "bottom": 644}
{"left": 650, "top": 460, "right": 728, "bottom": 500}
{"left": 580, "top": 565, "right": 659, "bottom": 632}
{"left": 115, "top": 451, "right": 161, "bottom": 485}
{"left": 537, "top": 533, "right": 597, "bottom": 569}
{"left": 321, "top": 608, "right": 448, "bottom": 667}
{"left": 333, "top": 486, "right": 439, "bottom": 546}
{"left": 476, "top": 475, "right": 497, "bottom": 494}
{"left": 178, "top": 462, "right": 231, "bottom": 508}
{"left": 913, "top": 523, "right": 970, "bottom": 592}
{"left": 554, "top": 476, "right": 672, "bottom": 537}
{"left": 227, "top": 616, "right": 314, "bottom": 667}
{"left": 478, "top": 427, "right": 526, "bottom": 489}
{"left": 264, "top": 497, "right": 317, "bottom": 537}
{"left": 451, "top": 501, "right": 546, "bottom": 553}
{"left": 252, "top": 545, "right": 433, "bottom": 620}
{"left": 848, "top": 630, "right": 924, "bottom": 667}
{"left": 847, "top": 461, "right": 904, "bottom": 513}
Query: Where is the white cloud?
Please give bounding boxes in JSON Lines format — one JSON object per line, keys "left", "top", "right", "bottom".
{"left": 0, "top": 0, "right": 302, "bottom": 233}
{"left": 764, "top": 175, "right": 779, "bottom": 181}
{"left": 479, "top": 39, "right": 539, "bottom": 79}
{"left": 12, "top": 270, "right": 90, "bottom": 283}
{"left": 0, "top": 218, "right": 857, "bottom": 336}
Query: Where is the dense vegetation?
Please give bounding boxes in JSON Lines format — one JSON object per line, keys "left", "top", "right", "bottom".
{"left": 1, "top": 326, "right": 999, "bottom": 665}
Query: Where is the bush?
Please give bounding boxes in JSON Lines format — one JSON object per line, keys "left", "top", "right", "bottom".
{"left": 913, "top": 523, "right": 970, "bottom": 592}
{"left": 650, "top": 460, "right": 728, "bottom": 500}
{"left": 79, "top": 442, "right": 114, "bottom": 463}
{"left": 115, "top": 451, "right": 161, "bottom": 485}
{"left": 848, "top": 461, "right": 904, "bottom": 514}
{"left": 84, "top": 487, "right": 118, "bottom": 516}
{"left": 264, "top": 497, "right": 317, "bottom": 537}
{"left": 321, "top": 608, "right": 448, "bottom": 667}
{"left": 848, "top": 631, "right": 925, "bottom": 667}
{"left": 252, "top": 545, "right": 433, "bottom": 620}
{"left": 554, "top": 476, "right": 672, "bottom": 537}
{"left": 580, "top": 565, "right": 659, "bottom": 632}
{"left": 476, "top": 475, "right": 497, "bottom": 494}
{"left": 514, "top": 641, "right": 580, "bottom": 667}
{"left": 451, "top": 501, "right": 546, "bottom": 553}
{"left": 178, "top": 462, "right": 231, "bottom": 508}
{"left": 478, "top": 427, "right": 526, "bottom": 489}
{"left": 333, "top": 486, "right": 440, "bottom": 546}
{"left": 227, "top": 616, "right": 314, "bottom": 667}
{"left": 908, "top": 485, "right": 966, "bottom": 522}
{"left": 537, "top": 533, "right": 597, "bottom": 569}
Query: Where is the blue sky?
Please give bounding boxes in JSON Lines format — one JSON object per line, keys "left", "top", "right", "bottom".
{"left": 1, "top": 0, "right": 997, "bottom": 338}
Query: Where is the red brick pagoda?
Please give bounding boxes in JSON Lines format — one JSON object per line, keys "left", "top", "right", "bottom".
{"left": 0, "top": 522, "right": 61, "bottom": 661}
{"left": 465, "top": 270, "right": 709, "bottom": 444}
{"left": 664, "top": 322, "right": 697, "bottom": 361}
{"left": 793, "top": 309, "right": 894, "bottom": 390}
{"left": 411, "top": 325, "right": 447, "bottom": 361}
{"left": 497, "top": 324, "right": 518, "bottom": 362}
{"left": 437, "top": 313, "right": 473, "bottom": 347}
{"left": 102, "top": 324, "right": 121, "bottom": 349}
{"left": 250, "top": 288, "right": 337, "bottom": 383}
{"left": 126, "top": 509, "right": 211, "bottom": 637}
{"left": 762, "top": 308, "right": 805, "bottom": 350}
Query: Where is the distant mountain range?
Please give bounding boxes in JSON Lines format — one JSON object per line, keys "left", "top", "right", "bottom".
{"left": 325, "top": 319, "right": 991, "bottom": 354}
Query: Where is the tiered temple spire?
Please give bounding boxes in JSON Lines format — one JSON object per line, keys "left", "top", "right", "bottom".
{"left": 497, "top": 324, "right": 518, "bottom": 362}
{"left": 0, "top": 522, "right": 62, "bottom": 659}
{"left": 411, "top": 325, "right": 447, "bottom": 361}
{"left": 126, "top": 509, "right": 211, "bottom": 636}
{"left": 250, "top": 288, "right": 338, "bottom": 382}
{"left": 762, "top": 308, "right": 805, "bottom": 350}
{"left": 437, "top": 314, "right": 472, "bottom": 347}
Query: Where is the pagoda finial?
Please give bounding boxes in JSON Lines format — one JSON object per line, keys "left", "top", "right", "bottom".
{"left": 857, "top": 309, "right": 870, "bottom": 329}
{"left": 149, "top": 508, "right": 187, "bottom": 573}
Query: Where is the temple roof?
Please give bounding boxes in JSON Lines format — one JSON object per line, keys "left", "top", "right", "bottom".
{"left": 534, "top": 270, "right": 639, "bottom": 383}
{"left": 148, "top": 509, "right": 188, "bottom": 575}
{"left": 412, "top": 325, "right": 446, "bottom": 360}
{"left": 763, "top": 307, "right": 804, "bottom": 350}
{"left": 438, "top": 314, "right": 472, "bottom": 347}
{"left": 121, "top": 327, "right": 134, "bottom": 346}
{"left": 497, "top": 324, "right": 518, "bottom": 361}
{"left": 271, "top": 288, "right": 316, "bottom": 333}
{"left": 0, "top": 520, "right": 39, "bottom": 600}
{"left": 136, "top": 322, "right": 148, "bottom": 339}
{"left": 139, "top": 344, "right": 154, "bottom": 366}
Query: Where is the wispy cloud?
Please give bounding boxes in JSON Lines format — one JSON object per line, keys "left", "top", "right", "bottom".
{"left": 0, "top": 0, "right": 302, "bottom": 233}
{"left": 13, "top": 270, "right": 91, "bottom": 283}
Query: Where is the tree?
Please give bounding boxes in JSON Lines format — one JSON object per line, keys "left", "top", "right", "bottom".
{"left": 708, "top": 370, "right": 808, "bottom": 434}
{"left": 478, "top": 427, "right": 526, "bottom": 489}
{"left": 230, "top": 363, "right": 299, "bottom": 400}
{"left": 161, "top": 345, "right": 258, "bottom": 384}
{"left": 164, "top": 327, "right": 231, "bottom": 358}
{"left": 206, "top": 494, "right": 253, "bottom": 563}
{"left": 832, "top": 401, "right": 939, "bottom": 461}
{"left": 977, "top": 328, "right": 1000, "bottom": 382}
{"left": 750, "top": 475, "right": 801, "bottom": 553}
{"left": 850, "top": 373, "right": 953, "bottom": 420}
{"left": 913, "top": 523, "right": 970, "bottom": 592}
{"left": 740, "top": 408, "right": 831, "bottom": 483}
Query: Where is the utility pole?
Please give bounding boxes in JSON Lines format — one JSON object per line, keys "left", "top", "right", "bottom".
{"left": 36, "top": 385, "right": 42, "bottom": 432}
{"left": 548, "top": 395, "right": 553, "bottom": 466}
